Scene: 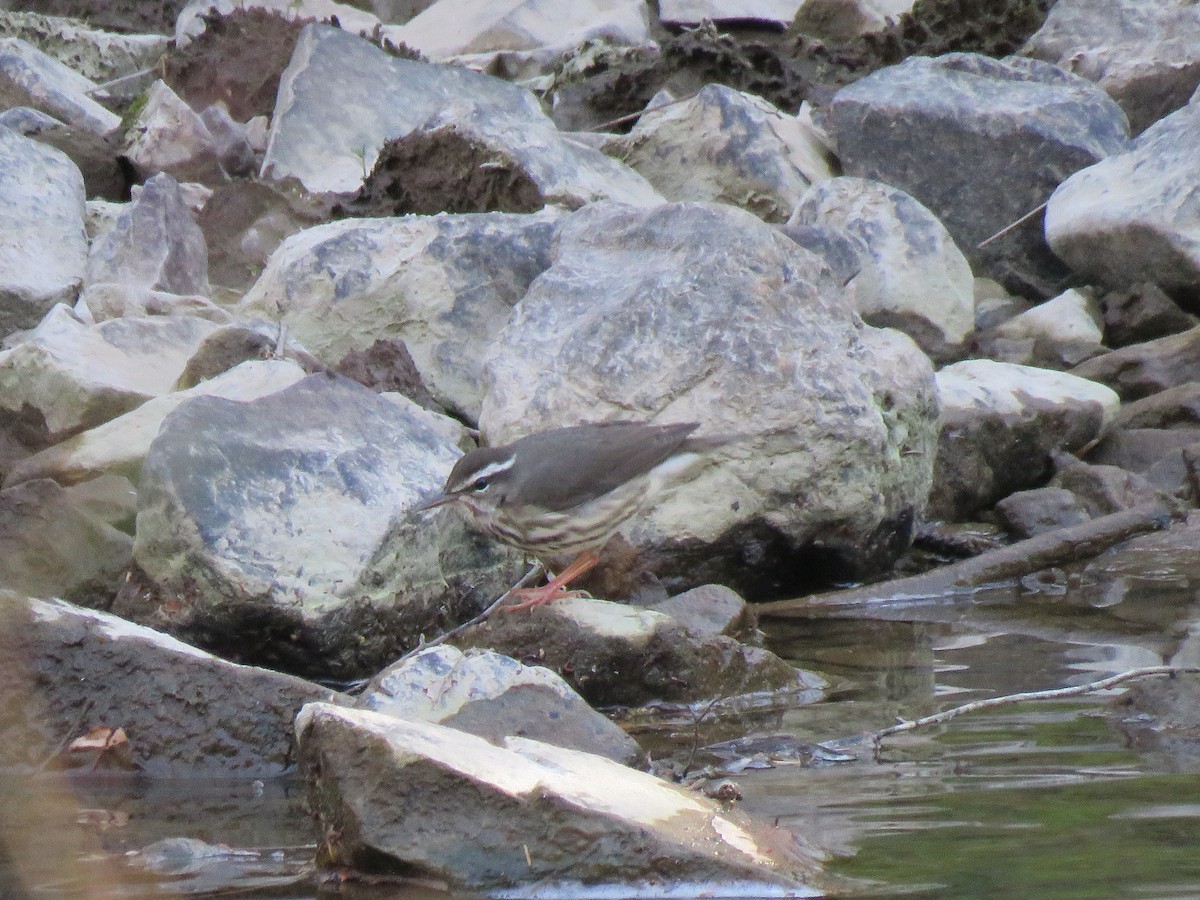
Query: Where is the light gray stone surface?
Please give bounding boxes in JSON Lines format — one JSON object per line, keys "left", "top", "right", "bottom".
{"left": 0, "top": 128, "right": 87, "bottom": 336}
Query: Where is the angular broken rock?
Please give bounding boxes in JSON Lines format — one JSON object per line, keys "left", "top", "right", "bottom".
{"left": 454, "top": 596, "right": 823, "bottom": 707}
{"left": 930, "top": 359, "right": 1120, "bottom": 520}
{"left": 1022, "top": 0, "right": 1200, "bottom": 135}
{"left": 0, "top": 479, "right": 132, "bottom": 605}
{"left": 84, "top": 172, "right": 210, "bottom": 298}
{"left": 0, "top": 595, "right": 341, "bottom": 775}
{"left": 296, "top": 703, "right": 825, "bottom": 893}
{"left": 1046, "top": 102, "right": 1200, "bottom": 304}
{"left": 238, "top": 209, "right": 563, "bottom": 420}
{"left": 0, "top": 306, "right": 219, "bottom": 444}
{"left": 1071, "top": 326, "right": 1200, "bottom": 401}
{"left": 985, "top": 287, "right": 1104, "bottom": 368}
{"left": 830, "top": 52, "right": 1130, "bottom": 297}
{"left": 262, "top": 24, "right": 660, "bottom": 208}
{"left": 123, "top": 373, "right": 524, "bottom": 679}
{"left": 790, "top": 175, "right": 974, "bottom": 361}
{"left": 613, "top": 83, "right": 834, "bottom": 223}
{"left": 0, "top": 128, "right": 87, "bottom": 336}
{"left": 388, "top": 0, "right": 652, "bottom": 63}
{"left": 358, "top": 645, "right": 643, "bottom": 765}
{"left": 0, "top": 37, "right": 121, "bottom": 137}
{"left": 4, "top": 358, "right": 307, "bottom": 488}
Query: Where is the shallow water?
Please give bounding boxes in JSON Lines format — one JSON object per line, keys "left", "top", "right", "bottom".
{"left": 5, "top": 538, "right": 1200, "bottom": 898}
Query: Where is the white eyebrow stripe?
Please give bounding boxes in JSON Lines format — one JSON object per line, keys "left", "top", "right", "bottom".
{"left": 449, "top": 455, "right": 515, "bottom": 491}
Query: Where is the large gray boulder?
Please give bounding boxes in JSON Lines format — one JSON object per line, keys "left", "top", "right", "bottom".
{"left": 1045, "top": 102, "right": 1200, "bottom": 305}
{"left": 295, "top": 703, "right": 826, "bottom": 893}
{"left": 481, "top": 201, "right": 939, "bottom": 596}
{"left": 238, "top": 210, "right": 563, "bottom": 421}
{"left": 0, "top": 128, "right": 87, "bottom": 337}
{"left": 123, "top": 374, "right": 524, "bottom": 678}
{"left": 830, "top": 53, "right": 1130, "bottom": 297}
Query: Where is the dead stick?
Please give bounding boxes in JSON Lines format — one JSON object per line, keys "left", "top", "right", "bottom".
{"left": 395, "top": 565, "right": 541, "bottom": 664}
{"left": 760, "top": 500, "right": 1178, "bottom": 616}
{"left": 977, "top": 201, "right": 1049, "bottom": 248}
{"left": 875, "top": 665, "right": 1200, "bottom": 740}
{"left": 587, "top": 91, "right": 700, "bottom": 133}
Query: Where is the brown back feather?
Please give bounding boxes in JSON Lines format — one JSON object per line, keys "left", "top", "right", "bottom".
{"left": 506, "top": 422, "right": 699, "bottom": 512}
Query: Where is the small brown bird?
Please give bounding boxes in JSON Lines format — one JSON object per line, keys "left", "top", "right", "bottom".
{"left": 418, "top": 421, "right": 720, "bottom": 609}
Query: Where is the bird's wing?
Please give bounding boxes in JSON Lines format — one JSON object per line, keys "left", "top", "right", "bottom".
{"left": 512, "top": 422, "right": 699, "bottom": 511}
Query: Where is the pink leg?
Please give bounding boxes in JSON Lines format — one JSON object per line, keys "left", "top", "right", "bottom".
{"left": 503, "top": 549, "right": 602, "bottom": 612}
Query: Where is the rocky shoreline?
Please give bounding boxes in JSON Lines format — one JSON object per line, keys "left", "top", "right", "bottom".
{"left": 3, "top": 0, "right": 1200, "bottom": 894}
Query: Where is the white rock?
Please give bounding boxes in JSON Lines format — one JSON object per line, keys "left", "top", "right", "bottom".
{"left": 0, "top": 37, "right": 120, "bottom": 136}
{"left": 615, "top": 83, "right": 834, "bottom": 223}
{"left": 0, "top": 307, "right": 219, "bottom": 439}
{"left": 174, "top": 0, "right": 380, "bottom": 45}
{"left": 295, "top": 703, "right": 823, "bottom": 892}
{"left": 938, "top": 359, "right": 1119, "bottom": 426}
{"left": 1045, "top": 101, "right": 1200, "bottom": 297}
{"left": 792, "top": 176, "right": 974, "bottom": 360}
{"left": 0, "top": 128, "right": 87, "bottom": 336}
{"left": 993, "top": 287, "right": 1103, "bottom": 346}
{"left": 660, "top": 0, "right": 804, "bottom": 27}
{"left": 391, "top": 0, "right": 650, "bottom": 60}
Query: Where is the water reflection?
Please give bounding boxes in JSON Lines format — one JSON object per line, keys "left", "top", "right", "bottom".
{"left": 753, "top": 535, "right": 1200, "bottom": 898}
{"left": 4, "top": 533, "right": 1200, "bottom": 898}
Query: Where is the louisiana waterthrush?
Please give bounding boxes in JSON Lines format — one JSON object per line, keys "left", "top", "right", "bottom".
{"left": 418, "top": 421, "right": 720, "bottom": 609}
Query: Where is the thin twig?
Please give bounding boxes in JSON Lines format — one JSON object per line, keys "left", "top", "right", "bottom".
{"left": 84, "top": 66, "right": 155, "bottom": 94}
{"left": 679, "top": 695, "right": 726, "bottom": 778}
{"left": 587, "top": 90, "right": 700, "bottom": 133}
{"left": 875, "top": 665, "right": 1200, "bottom": 741}
{"left": 976, "top": 201, "right": 1049, "bottom": 248}
{"left": 37, "top": 700, "right": 94, "bottom": 771}
{"left": 394, "top": 565, "right": 541, "bottom": 665}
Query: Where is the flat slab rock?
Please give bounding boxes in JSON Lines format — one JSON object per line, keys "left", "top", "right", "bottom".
{"left": 296, "top": 703, "right": 826, "bottom": 894}
{"left": 454, "top": 596, "right": 824, "bottom": 707}
{"left": 0, "top": 594, "right": 341, "bottom": 776}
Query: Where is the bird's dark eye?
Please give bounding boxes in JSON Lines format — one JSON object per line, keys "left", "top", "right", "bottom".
{"left": 471, "top": 478, "right": 491, "bottom": 493}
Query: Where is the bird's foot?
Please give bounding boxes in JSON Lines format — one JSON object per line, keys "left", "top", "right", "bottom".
{"left": 500, "top": 549, "right": 602, "bottom": 612}
{"left": 502, "top": 585, "right": 590, "bottom": 612}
